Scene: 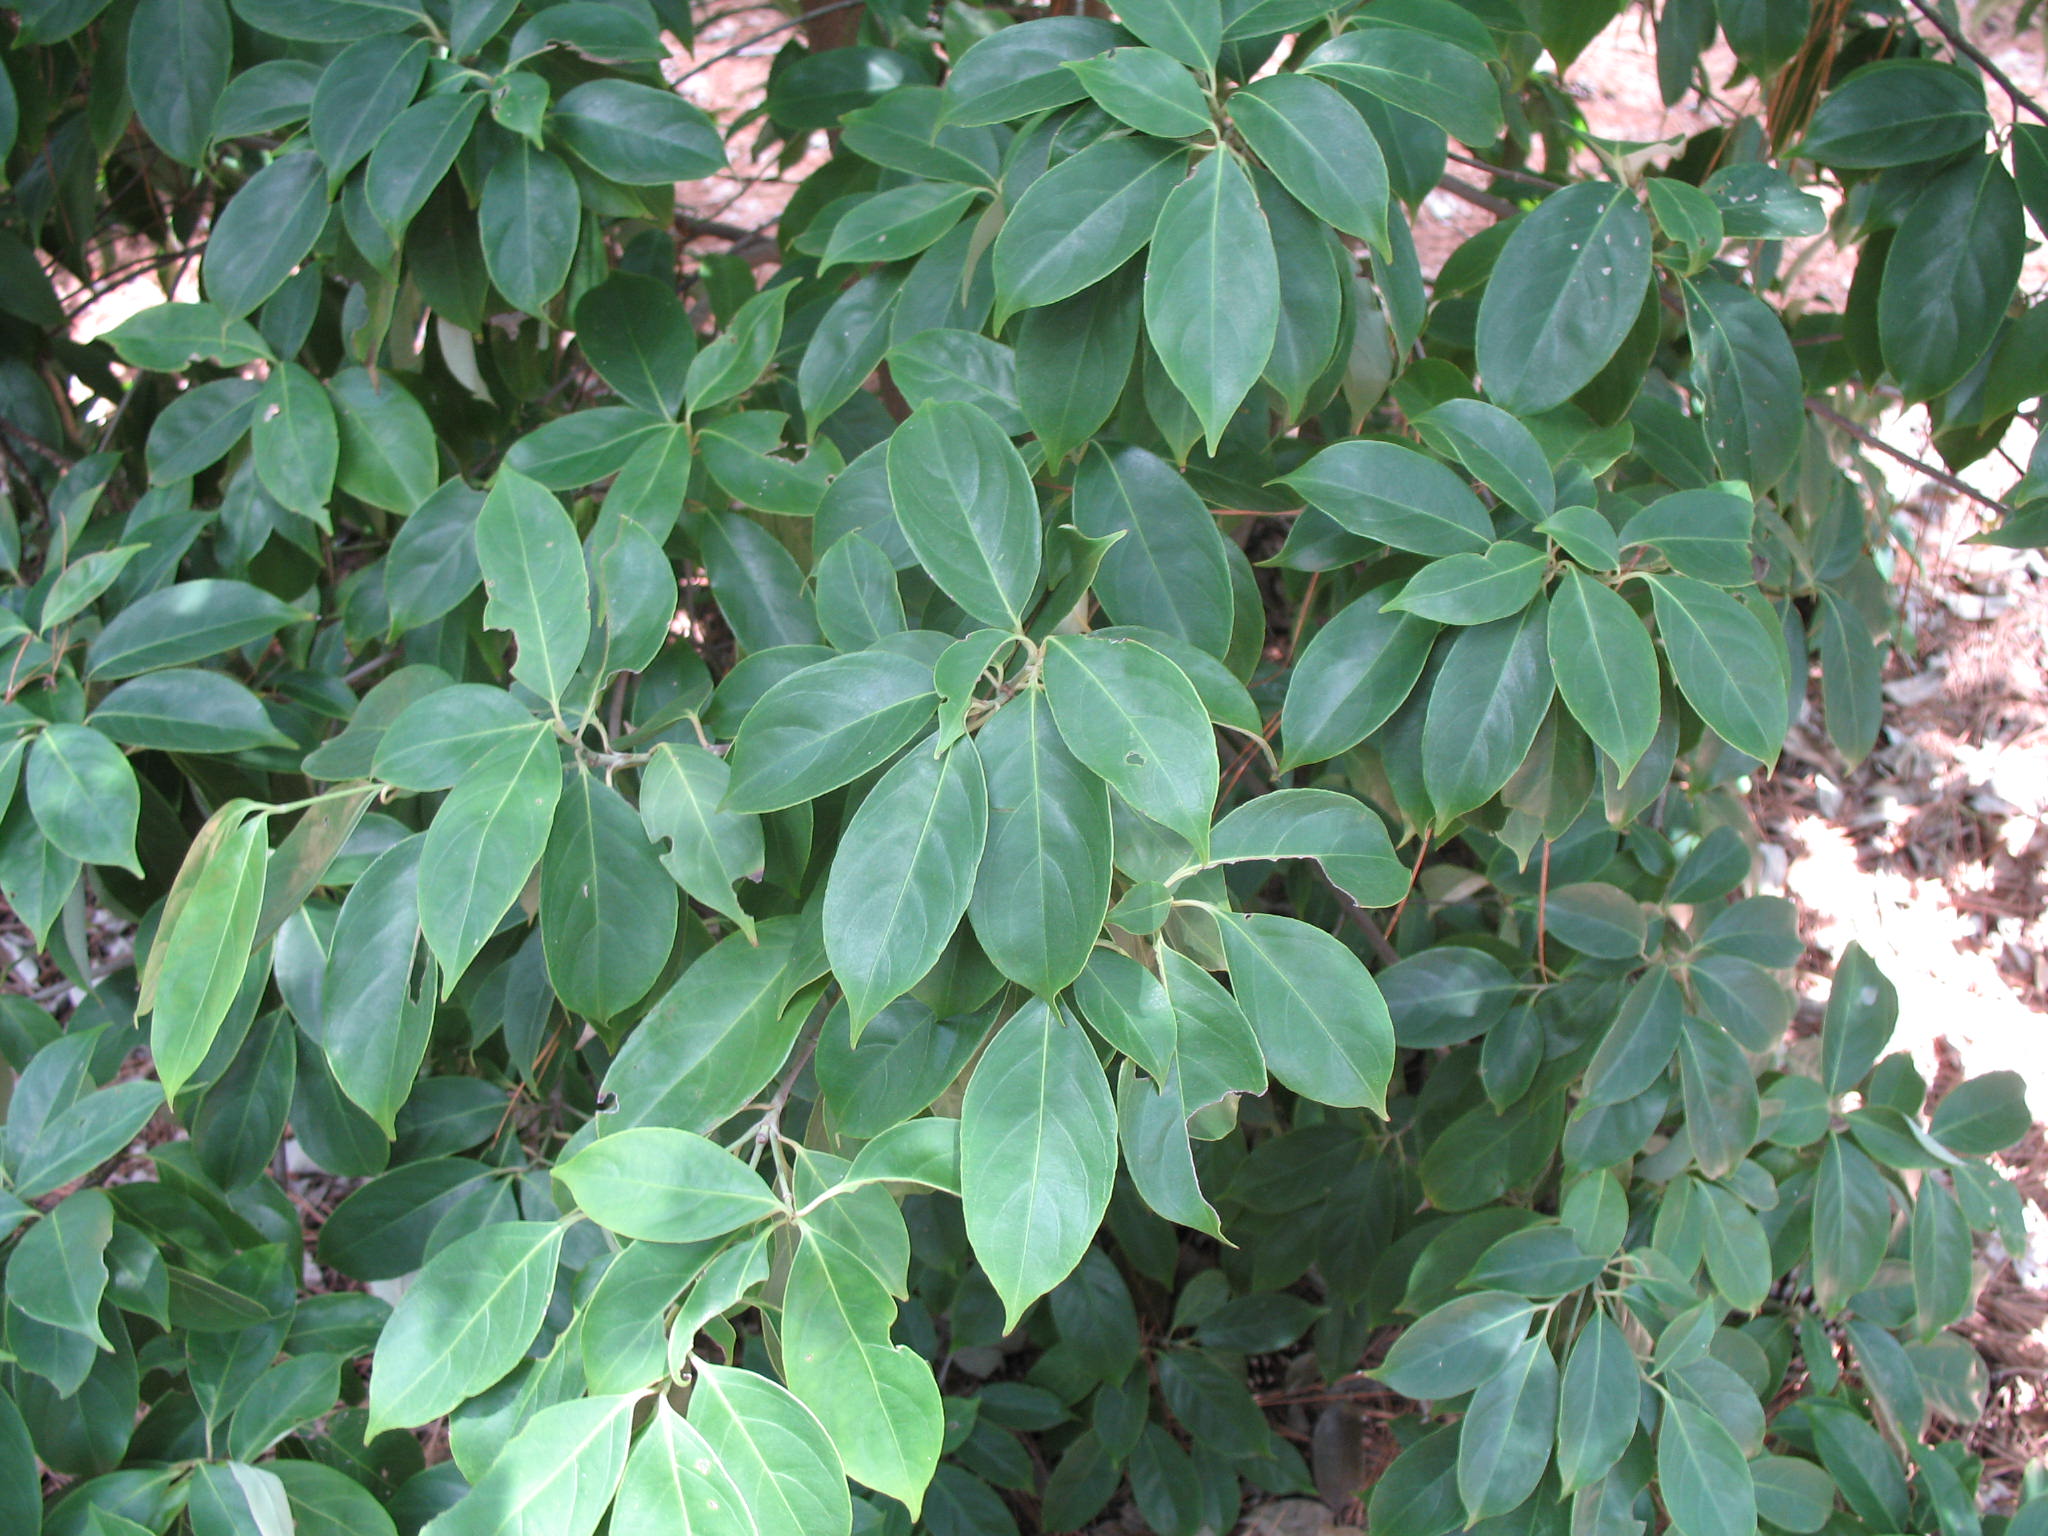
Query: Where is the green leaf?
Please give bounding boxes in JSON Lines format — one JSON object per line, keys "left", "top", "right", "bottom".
{"left": 480, "top": 141, "right": 580, "bottom": 317}
{"left": 1230, "top": 73, "right": 1390, "bottom": 252}
{"left": 1804, "top": 64, "right": 1994, "bottom": 167}
{"left": 476, "top": 469, "right": 591, "bottom": 709}
{"left": 144, "top": 379, "right": 262, "bottom": 483}
{"left": 1678, "top": 1018, "right": 1759, "bottom": 1179}
{"left": 961, "top": 998, "right": 1118, "bottom": 1331}
{"left": 1879, "top": 153, "right": 2024, "bottom": 401}
{"left": 150, "top": 814, "right": 266, "bottom": 1100}
{"left": 26, "top": 724, "right": 138, "bottom": 875}
{"left": 1073, "top": 442, "right": 1234, "bottom": 658}
{"left": 10, "top": 1188, "right": 113, "bottom": 1344}
{"left": 1457, "top": 1334, "right": 1558, "bottom": 1520}
{"left": 187, "top": 1462, "right": 294, "bottom": 1536}
{"left": 689, "top": 1359, "right": 852, "bottom": 1536}
{"left": 104, "top": 302, "right": 273, "bottom": 372}
{"left": 428, "top": 1393, "right": 637, "bottom": 1536}
{"left": 320, "top": 835, "right": 428, "bottom": 1134}
{"left": 1646, "top": 575, "right": 1784, "bottom": 764}
{"left": 685, "top": 282, "right": 792, "bottom": 414}
{"left": 272, "top": 1462, "right": 399, "bottom": 1536}
{"left": 1545, "top": 883, "right": 1646, "bottom": 959}
{"left": 366, "top": 1220, "right": 564, "bottom": 1434}
{"left": 310, "top": 35, "right": 426, "bottom": 189}
{"left": 1281, "top": 439, "right": 1493, "bottom": 556}
{"left": 330, "top": 366, "right": 438, "bottom": 514}
{"left": 1556, "top": 1311, "right": 1636, "bottom": 1492}
{"left": 0, "top": 1390, "right": 39, "bottom": 1533}
{"left": 1043, "top": 634, "right": 1217, "bottom": 857}
{"left": 1065, "top": 47, "right": 1211, "bottom": 138}
{"left": 1279, "top": 585, "right": 1437, "bottom": 768}
{"left": 1746, "top": 1458, "right": 1833, "bottom": 1536}
{"left": 640, "top": 742, "right": 762, "bottom": 940}
{"left": 1422, "top": 597, "right": 1555, "bottom": 822}
{"left": 1368, "top": 1425, "right": 1464, "bottom": 1536}
{"left": 783, "top": 1226, "right": 944, "bottom": 1515}
{"left": 991, "top": 137, "right": 1187, "bottom": 316}
{"left": 1389, "top": 542, "right": 1546, "bottom": 625}
{"left": 386, "top": 479, "right": 486, "bottom": 634}
{"left": 600, "top": 919, "right": 819, "bottom": 1133}
{"left": 1474, "top": 183, "right": 1652, "bottom": 415}
{"left": 944, "top": 16, "right": 1122, "bottom": 125}
{"left": 1816, "top": 587, "right": 1882, "bottom": 767}
{"left": 556, "top": 1128, "right": 779, "bottom": 1241}
{"left": 967, "top": 690, "right": 1112, "bottom": 996}
{"left": 552, "top": 79, "right": 725, "bottom": 184}
{"left": 1819, "top": 942, "right": 1897, "bottom": 1095}
{"left": 824, "top": 183, "right": 981, "bottom": 270}
{"left": 1015, "top": 267, "right": 1142, "bottom": 465}
{"left": 724, "top": 651, "right": 937, "bottom": 813}
{"left": 541, "top": 769, "right": 676, "bottom": 1021}
{"left": 87, "top": 573, "right": 307, "bottom": 675}
{"left": 1144, "top": 149, "right": 1278, "bottom": 451}
{"left": 1547, "top": 567, "right": 1658, "bottom": 775}
{"left": 417, "top": 727, "right": 563, "bottom": 989}
{"left": 1220, "top": 911, "right": 1393, "bottom": 1111}
{"left": 1808, "top": 1403, "right": 1908, "bottom": 1529}
{"left": 1414, "top": 399, "right": 1555, "bottom": 523}
{"left": 886, "top": 401, "right": 1042, "bottom": 631}
{"left": 228, "top": 1352, "right": 344, "bottom": 1460}
{"left": 1375, "top": 1291, "right": 1534, "bottom": 1398}
{"left": 1583, "top": 964, "right": 1684, "bottom": 1105}
{"left": 373, "top": 687, "right": 537, "bottom": 791}
{"left": 1377, "top": 946, "right": 1518, "bottom": 1048}
{"left": 1658, "top": 1398, "right": 1755, "bottom": 1536}
{"left": 366, "top": 91, "right": 486, "bottom": 241}
{"left": 1114, "top": 0, "right": 1219, "bottom": 70}
{"left": 1912, "top": 1174, "right": 1973, "bottom": 1338}
{"left": 1930, "top": 1070, "right": 2033, "bottom": 1154}
{"left": 127, "top": 0, "right": 231, "bottom": 165}
{"left": 1680, "top": 272, "right": 1803, "bottom": 488}
{"left": 826, "top": 739, "right": 988, "bottom": 1031}
{"left": 1619, "top": 486, "right": 1756, "bottom": 586}
{"left": 1073, "top": 948, "right": 1175, "bottom": 1081}
{"left": 1206, "top": 786, "right": 1407, "bottom": 907}
{"left": 203, "top": 152, "right": 329, "bottom": 319}
{"left": 1812, "top": 1134, "right": 1894, "bottom": 1313}
{"left": 1302, "top": 27, "right": 1501, "bottom": 145}
{"left": 613, "top": 1398, "right": 755, "bottom": 1536}
{"left": 252, "top": 361, "right": 338, "bottom": 522}
{"left": 504, "top": 408, "right": 670, "bottom": 490}
{"left": 574, "top": 272, "right": 696, "bottom": 419}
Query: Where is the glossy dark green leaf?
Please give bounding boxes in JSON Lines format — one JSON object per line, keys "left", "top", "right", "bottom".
{"left": 1043, "top": 634, "right": 1217, "bottom": 857}
{"left": 1144, "top": 149, "right": 1278, "bottom": 450}
{"left": 1231, "top": 73, "right": 1389, "bottom": 252}
{"left": 1280, "top": 585, "right": 1437, "bottom": 768}
{"left": 1458, "top": 1334, "right": 1558, "bottom": 1520}
{"left": 552, "top": 79, "right": 725, "bottom": 184}
{"left": 416, "top": 727, "right": 563, "bottom": 989}
{"left": 961, "top": 999, "right": 1117, "bottom": 1330}
{"left": 724, "top": 651, "right": 937, "bottom": 813}
{"left": 886, "top": 401, "right": 1042, "bottom": 630}
{"left": 251, "top": 360, "right": 337, "bottom": 521}
{"left": 1879, "top": 153, "right": 2024, "bottom": 402}
{"left": 1647, "top": 575, "right": 1784, "bottom": 764}
{"left": 1422, "top": 597, "right": 1554, "bottom": 822}
{"left": 1222, "top": 911, "right": 1392, "bottom": 1112}
{"left": 967, "top": 690, "right": 1112, "bottom": 996}
{"left": 203, "top": 152, "right": 330, "bottom": 319}
{"left": 1376, "top": 1291, "right": 1534, "bottom": 1399}
{"left": 1074, "top": 441, "right": 1234, "bottom": 656}
{"left": 330, "top": 366, "right": 438, "bottom": 514}
{"left": 1799, "top": 60, "right": 1990, "bottom": 168}
{"left": 320, "top": 834, "right": 427, "bottom": 1134}
{"left": 1388, "top": 542, "right": 1545, "bottom": 625}
{"left": 826, "top": 738, "right": 988, "bottom": 1031}
{"left": 991, "top": 137, "right": 1187, "bottom": 317}
{"left": 542, "top": 769, "right": 676, "bottom": 1021}
{"left": 1681, "top": 272, "right": 1802, "bottom": 489}
{"left": 310, "top": 35, "right": 426, "bottom": 190}
{"left": 26, "top": 724, "right": 138, "bottom": 875}
{"left": 1930, "top": 1070, "right": 2033, "bottom": 1154}
{"left": 1301, "top": 27, "right": 1501, "bottom": 146}
{"left": 1548, "top": 567, "right": 1658, "bottom": 774}
{"left": 1475, "top": 183, "right": 1651, "bottom": 415}
{"left": 1281, "top": 439, "right": 1493, "bottom": 556}
{"left": 475, "top": 469, "right": 590, "bottom": 708}
{"left": 1556, "top": 1311, "right": 1636, "bottom": 1492}
{"left": 943, "top": 17, "right": 1123, "bottom": 125}
{"left": 1818, "top": 942, "right": 1896, "bottom": 1095}
{"left": 480, "top": 142, "right": 580, "bottom": 317}
{"left": 366, "top": 91, "right": 486, "bottom": 241}
{"left": 1812, "top": 1134, "right": 1894, "bottom": 1313}
{"left": 127, "top": 0, "right": 231, "bottom": 166}
{"left": 1207, "top": 787, "right": 1406, "bottom": 907}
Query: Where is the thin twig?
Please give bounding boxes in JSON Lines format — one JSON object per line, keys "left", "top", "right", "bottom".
{"left": 1901, "top": 0, "right": 2048, "bottom": 124}
{"left": 1320, "top": 867, "right": 1404, "bottom": 966}
{"left": 1434, "top": 173, "right": 1519, "bottom": 219}
{"left": 672, "top": 0, "right": 871, "bottom": 85}
{"left": 1806, "top": 399, "right": 2019, "bottom": 521}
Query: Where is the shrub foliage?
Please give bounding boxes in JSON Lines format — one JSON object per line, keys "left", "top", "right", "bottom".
{"left": 0, "top": 0, "right": 2041, "bottom": 1531}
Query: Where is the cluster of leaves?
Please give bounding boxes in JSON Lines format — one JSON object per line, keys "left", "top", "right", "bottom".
{"left": 0, "top": 0, "right": 2043, "bottom": 1531}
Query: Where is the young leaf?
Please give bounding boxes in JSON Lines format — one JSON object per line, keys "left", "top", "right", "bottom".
{"left": 151, "top": 813, "right": 267, "bottom": 1100}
